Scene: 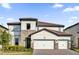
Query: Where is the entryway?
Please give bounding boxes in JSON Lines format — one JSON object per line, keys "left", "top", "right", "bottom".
{"left": 25, "top": 37, "right": 31, "bottom": 48}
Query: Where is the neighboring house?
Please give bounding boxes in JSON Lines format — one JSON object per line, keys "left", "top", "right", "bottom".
{"left": 64, "top": 23, "right": 79, "bottom": 48}
{"left": 7, "top": 18, "right": 71, "bottom": 49}
{"left": 0, "top": 24, "right": 8, "bottom": 32}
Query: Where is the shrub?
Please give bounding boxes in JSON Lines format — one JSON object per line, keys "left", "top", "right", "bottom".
{"left": 3, "top": 45, "right": 27, "bottom": 51}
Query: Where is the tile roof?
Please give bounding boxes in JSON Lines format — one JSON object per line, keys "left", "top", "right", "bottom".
{"left": 7, "top": 21, "right": 64, "bottom": 27}
{"left": 29, "top": 28, "right": 72, "bottom": 36}
{"left": 19, "top": 18, "right": 38, "bottom": 21}
{"left": 37, "top": 21, "right": 64, "bottom": 27}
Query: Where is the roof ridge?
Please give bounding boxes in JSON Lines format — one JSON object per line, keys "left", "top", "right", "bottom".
{"left": 0, "top": 24, "right": 8, "bottom": 30}
{"left": 38, "top": 21, "right": 64, "bottom": 25}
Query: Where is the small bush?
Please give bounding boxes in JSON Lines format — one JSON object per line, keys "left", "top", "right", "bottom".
{"left": 3, "top": 45, "right": 27, "bottom": 51}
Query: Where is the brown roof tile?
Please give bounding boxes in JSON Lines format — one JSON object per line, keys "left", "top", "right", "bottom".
{"left": 19, "top": 18, "right": 38, "bottom": 21}
{"left": 29, "top": 28, "right": 72, "bottom": 36}
{"left": 37, "top": 21, "right": 64, "bottom": 27}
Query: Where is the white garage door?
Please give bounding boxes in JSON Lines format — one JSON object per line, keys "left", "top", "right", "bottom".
{"left": 58, "top": 41, "right": 68, "bottom": 49}
{"left": 34, "top": 40, "right": 54, "bottom": 49}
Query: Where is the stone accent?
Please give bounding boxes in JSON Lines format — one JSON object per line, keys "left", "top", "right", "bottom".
{"left": 20, "top": 30, "right": 36, "bottom": 46}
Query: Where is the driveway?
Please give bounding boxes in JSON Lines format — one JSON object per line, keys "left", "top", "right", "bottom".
{"left": 33, "top": 49, "right": 79, "bottom": 55}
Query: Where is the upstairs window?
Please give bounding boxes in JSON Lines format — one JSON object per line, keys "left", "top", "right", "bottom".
{"left": 27, "top": 23, "right": 31, "bottom": 30}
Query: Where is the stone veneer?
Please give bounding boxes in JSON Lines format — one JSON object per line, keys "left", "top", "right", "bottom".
{"left": 20, "top": 30, "right": 36, "bottom": 46}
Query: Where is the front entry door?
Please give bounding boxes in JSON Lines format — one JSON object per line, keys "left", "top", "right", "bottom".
{"left": 25, "top": 37, "right": 31, "bottom": 48}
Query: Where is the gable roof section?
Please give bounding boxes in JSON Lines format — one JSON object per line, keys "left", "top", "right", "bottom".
{"left": 37, "top": 21, "right": 64, "bottom": 27}
{"left": 64, "top": 23, "right": 79, "bottom": 31}
{"left": 29, "top": 28, "right": 72, "bottom": 36}
{"left": 0, "top": 24, "right": 8, "bottom": 30}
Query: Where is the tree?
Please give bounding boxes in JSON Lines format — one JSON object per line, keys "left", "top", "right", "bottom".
{"left": 0, "top": 29, "right": 3, "bottom": 45}
{"left": 1, "top": 30, "right": 12, "bottom": 49}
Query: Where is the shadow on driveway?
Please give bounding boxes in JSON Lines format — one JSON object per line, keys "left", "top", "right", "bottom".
{"left": 33, "top": 49, "right": 79, "bottom": 55}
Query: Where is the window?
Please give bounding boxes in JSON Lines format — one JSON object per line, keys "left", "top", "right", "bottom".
{"left": 27, "top": 23, "right": 31, "bottom": 30}
{"left": 15, "top": 38, "right": 19, "bottom": 45}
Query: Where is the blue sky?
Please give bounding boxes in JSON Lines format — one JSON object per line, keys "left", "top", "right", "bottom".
{"left": 0, "top": 3, "right": 79, "bottom": 28}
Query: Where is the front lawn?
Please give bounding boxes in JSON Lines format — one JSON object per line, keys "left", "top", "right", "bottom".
{"left": 0, "top": 48, "right": 33, "bottom": 55}
{"left": 73, "top": 48, "right": 79, "bottom": 53}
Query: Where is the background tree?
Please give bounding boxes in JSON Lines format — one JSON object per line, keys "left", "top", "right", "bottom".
{"left": 1, "top": 30, "right": 12, "bottom": 49}
{"left": 0, "top": 29, "right": 3, "bottom": 45}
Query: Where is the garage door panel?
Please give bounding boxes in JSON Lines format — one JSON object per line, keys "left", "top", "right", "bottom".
{"left": 34, "top": 40, "right": 54, "bottom": 49}
{"left": 58, "top": 41, "right": 68, "bottom": 49}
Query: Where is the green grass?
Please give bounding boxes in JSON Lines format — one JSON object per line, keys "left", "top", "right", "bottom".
{"left": 73, "top": 48, "right": 79, "bottom": 52}
{"left": 0, "top": 48, "right": 33, "bottom": 55}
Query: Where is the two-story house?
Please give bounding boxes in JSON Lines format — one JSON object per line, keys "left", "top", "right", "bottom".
{"left": 64, "top": 23, "right": 79, "bottom": 48}
{"left": 7, "top": 18, "right": 71, "bottom": 49}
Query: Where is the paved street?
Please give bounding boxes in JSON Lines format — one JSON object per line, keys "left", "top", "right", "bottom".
{"left": 33, "top": 49, "right": 79, "bottom": 55}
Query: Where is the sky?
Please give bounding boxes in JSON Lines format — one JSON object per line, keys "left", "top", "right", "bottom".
{"left": 0, "top": 3, "right": 79, "bottom": 28}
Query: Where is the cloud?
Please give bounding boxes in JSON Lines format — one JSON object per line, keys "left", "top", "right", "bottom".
{"left": 0, "top": 3, "right": 11, "bottom": 9}
{"left": 6, "top": 18, "right": 15, "bottom": 22}
{"left": 68, "top": 16, "right": 78, "bottom": 23}
{"left": 63, "top": 6, "right": 79, "bottom": 12}
{"left": 53, "top": 3, "right": 63, "bottom": 8}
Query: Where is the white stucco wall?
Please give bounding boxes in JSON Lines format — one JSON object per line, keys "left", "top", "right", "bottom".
{"left": 38, "top": 27, "right": 63, "bottom": 32}
{"left": 21, "top": 21, "right": 37, "bottom": 30}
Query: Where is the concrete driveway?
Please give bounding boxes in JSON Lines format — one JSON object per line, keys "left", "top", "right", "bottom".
{"left": 33, "top": 49, "right": 79, "bottom": 55}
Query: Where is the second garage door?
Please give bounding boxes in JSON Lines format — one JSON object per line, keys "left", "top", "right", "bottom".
{"left": 58, "top": 41, "right": 68, "bottom": 49}
{"left": 34, "top": 39, "right": 54, "bottom": 49}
